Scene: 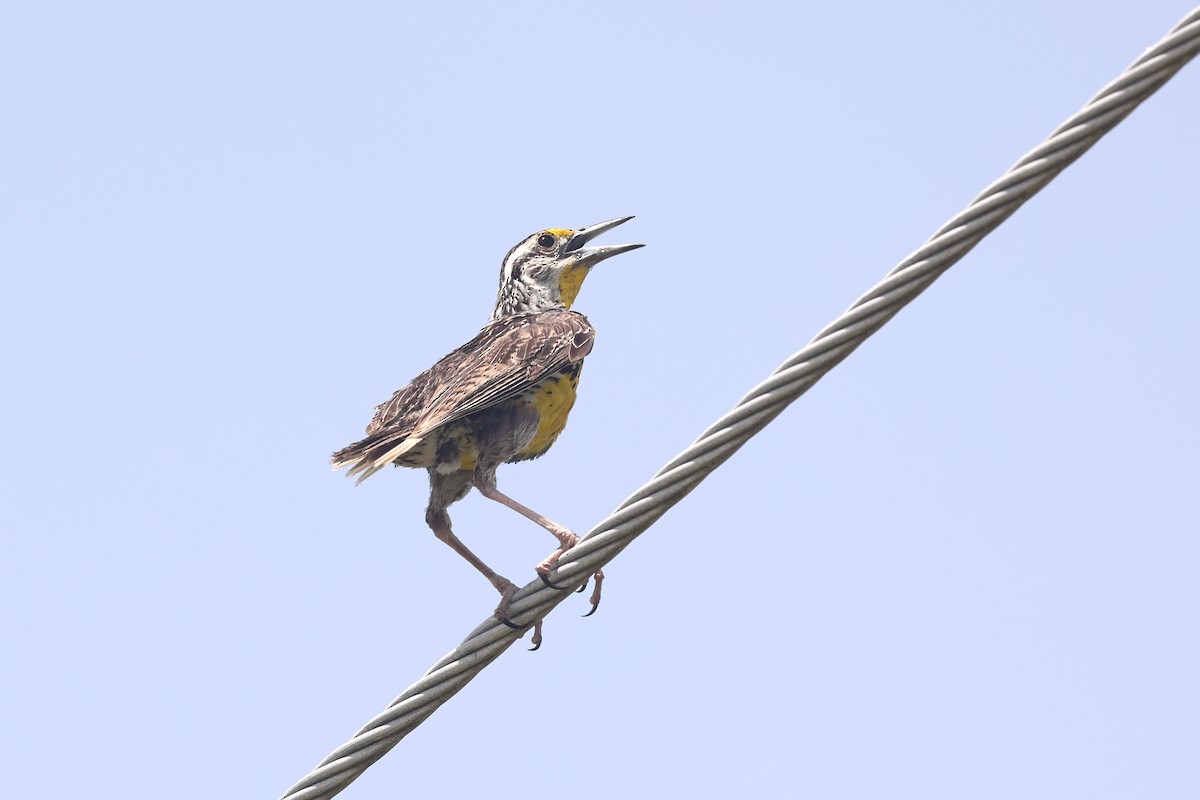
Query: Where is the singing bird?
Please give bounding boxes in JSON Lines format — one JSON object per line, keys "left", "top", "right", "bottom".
{"left": 332, "top": 217, "right": 642, "bottom": 644}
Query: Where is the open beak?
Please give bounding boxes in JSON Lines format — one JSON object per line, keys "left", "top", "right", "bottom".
{"left": 566, "top": 216, "right": 644, "bottom": 267}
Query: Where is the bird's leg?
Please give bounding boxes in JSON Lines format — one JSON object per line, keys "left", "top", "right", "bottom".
{"left": 425, "top": 507, "right": 520, "bottom": 625}
{"left": 473, "top": 418, "right": 579, "bottom": 578}
{"left": 473, "top": 477, "right": 603, "bottom": 614}
{"left": 427, "top": 470, "right": 535, "bottom": 631}
{"left": 473, "top": 480, "right": 579, "bottom": 571}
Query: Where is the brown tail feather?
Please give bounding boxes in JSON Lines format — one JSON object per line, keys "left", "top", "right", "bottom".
{"left": 331, "top": 429, "right": 428, "bottom": 483}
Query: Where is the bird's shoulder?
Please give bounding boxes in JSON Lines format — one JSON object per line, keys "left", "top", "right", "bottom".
{"left": 475, "top": 309, "right": 594, "bottom": 371}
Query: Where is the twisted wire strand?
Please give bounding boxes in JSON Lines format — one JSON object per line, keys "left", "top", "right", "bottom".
{"left": 282, "top": 9, "right": 1200, "bottom": 799}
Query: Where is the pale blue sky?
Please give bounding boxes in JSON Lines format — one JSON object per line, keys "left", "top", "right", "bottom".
{"left": 3, "top": 3, "right": 1198, "bottom": 798}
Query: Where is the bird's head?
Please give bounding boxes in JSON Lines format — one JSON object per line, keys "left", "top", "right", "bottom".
{"left": 491, "top": 216, "right": 643, "bottom": 320}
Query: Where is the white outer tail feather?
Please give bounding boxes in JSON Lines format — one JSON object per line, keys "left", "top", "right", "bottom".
{"left": 334, "top": 435, "right": 429, "bottom": 485}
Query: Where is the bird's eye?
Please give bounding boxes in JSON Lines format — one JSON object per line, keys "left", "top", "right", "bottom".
{"left": 536, "top": 233, "right": 556, "bottom": 248}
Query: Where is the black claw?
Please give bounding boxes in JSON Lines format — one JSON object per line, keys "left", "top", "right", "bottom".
{"left": 527, "top": 640, "right": 541, "bottom": 652}
{"left": 539, "top": 573, "right": 570, "bottom": 591}
{"left": 498, "top": 617, "right": 525, "bottom": 630}
{"left": 583, "top": 598, "right": 601, "bottom": 618}
{"left": 574, "top": 580, "right": 588, "bottom": 594}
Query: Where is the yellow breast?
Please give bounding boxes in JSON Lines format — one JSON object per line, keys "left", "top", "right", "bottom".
{"left": 518, "top": 363, "right": 583, "bottom": 459}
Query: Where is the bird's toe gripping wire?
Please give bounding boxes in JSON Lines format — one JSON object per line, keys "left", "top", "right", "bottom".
{"left": 490, "top": 578, "right": 545, "bottom": 650}
{"left": 530, "top": 526, "right": 604, "bottom": 622}
{"left": 495, "top": 613, "right": 543, "bottom": 651}
{"left": 492, "top": 578, "right": 524, "bottom": 628}
{"left": 582, "top": 570, "right": 603, "bottom": 617}
{"left": 527, "top": 619, "right": 543, "bottom": 650}
{"left": 538, "top": 572, "right": 578, "bottom": 591}
{"left": 539, "top": 567, "right": 604, "bottom": 617}
{"left": 534, "top": 533, "right": 578, "bottom": 590}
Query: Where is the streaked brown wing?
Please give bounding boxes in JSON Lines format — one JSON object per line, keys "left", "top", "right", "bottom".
{"left": 362, "top": 313, "right": 526, "bottom": 436}
{"left": 408, "top": 310, "right": 594, "bottom": 437}
{"left": 363, "top": 352, "right": 462, "bottom": 437}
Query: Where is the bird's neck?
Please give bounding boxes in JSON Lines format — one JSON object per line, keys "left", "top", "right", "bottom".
{"left": 490, "top": 281, "right": 563, "bottom": 321}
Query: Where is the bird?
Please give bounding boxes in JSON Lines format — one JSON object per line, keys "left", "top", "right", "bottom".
{"left": 332, "top": 217, "right": 643, "bottom": 647}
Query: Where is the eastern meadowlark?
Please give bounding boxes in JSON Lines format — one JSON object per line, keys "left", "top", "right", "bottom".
{"left": 332, "top": 217, "right": 642, "bottom": 644}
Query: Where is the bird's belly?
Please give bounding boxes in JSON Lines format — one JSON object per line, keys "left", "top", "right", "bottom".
{"left": 515, "top": 362, "right": 583, "bottom": 460}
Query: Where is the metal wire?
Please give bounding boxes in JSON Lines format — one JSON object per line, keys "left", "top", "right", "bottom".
{"left": 281, "top": 9, "right": 1200, "bottom": 799}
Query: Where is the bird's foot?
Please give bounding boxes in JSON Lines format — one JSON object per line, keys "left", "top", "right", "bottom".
{"left": 547, "top": 525, "right": 580, "bottom": 552}
{"left": 527, "top": 619, "right": 544, "bottom": 651}
{"left": 492, "top": 577, "right": 524, "bottom": 630}
{"left": 537, "top": 556, "right": 580, "bottom": 591}
{"left": 582, "top": 570, "right": 604, "bottom": 617}
{"left": 490, "top": 578, "right": 545, "bottom": 652}
{"left": 534, "top": 532, "right": 581, "bottom": 590}
{"left": 538, "top": 571, "right": 576, "bottom": 591}
{"left": 538, "top": 564, "right": 604, "bottom": 617}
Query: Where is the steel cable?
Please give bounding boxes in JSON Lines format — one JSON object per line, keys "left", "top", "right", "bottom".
{"left": 282, "top": 8, "right": 1200, "bottom": 798}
